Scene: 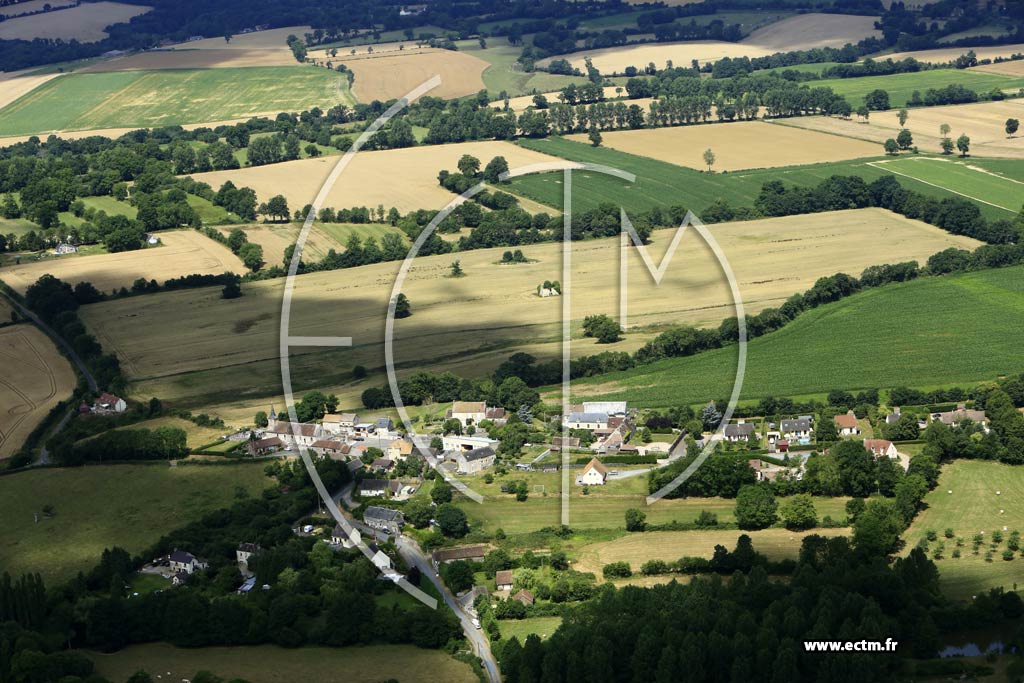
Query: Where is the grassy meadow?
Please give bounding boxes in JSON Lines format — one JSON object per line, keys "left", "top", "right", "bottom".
{"left": 571, "top": 265, "right": 1024, "bottom": 407}
{"left": 816, "top": 69, "right": 1024, "bottom": 108}
{"left": 510, "top": 136, "right": 1020, "bottom": 220}
{"left": 868, "top": 157, "right": 1024, "bottom": 212}
{"left": 0, "top": 66, "right": 354, "bottom": 136}
{"left": 0, "top": 463, "right": 273, "bottom": 582}
{"left": 905, "top": 460, "right": 1024, "bottom": 600}
{"left": 87, "top": 643, "right": 477, "bottom": 683}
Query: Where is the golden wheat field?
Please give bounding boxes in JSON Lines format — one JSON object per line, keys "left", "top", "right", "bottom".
{"left": 0, "top": 1, "right": 150, "bottom": 42}
{"left": 191, "top": 140, "right": 570, "bottom": 214}
{"left": 182, "top": 26, "right": 315, "bottom": 50}
{"left": 78, "top": 208, "right": 980, "bottom": 409}
{"left": 0, "top": 116, "right": 279, "bottom": 148}
{"left": 973, "top": 59, "right": 1024, "bottom": 77}
{"left": 0, "top": 72, "right": 61, "bottom": 111}
{"left": 0, "top": 230, "right": 246, "bottom": 294}
{"left": 0, "top": 0, "right": 75, "bottom": 17}
{"left": 0, "top": 325, "right": 76, "bottom": 458}
{"left": 567, "top": 120, "right": 881, "bottom": 170}
{"left": 82, "top": 49, "right": 299, "bottom": 72}
{"left": 774, "top": 99, "right": 1024, "bottom": 158}
{"left": 340, "top": 48, "right": 489, "bottom": 101}
{"left": 882, "top": 43, "right": 1024, "bottom": 64}
{"left": 539, "top": 13, "right": 880, "bottom": 73}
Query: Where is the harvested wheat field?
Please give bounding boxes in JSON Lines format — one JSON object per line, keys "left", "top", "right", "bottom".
{"left": 191, "top": 140, "right": 569, "bottom": 214}
{"left": 341, "top": 49, "right": 488, "bottom": 101}
{"left": 774, "top": 99, "right": 1024, "bottom": 158}
{"left": 0, "top": 325, "right": 76, "bottom": 458}
{"left": 974, "top": 59, "right": 1024, "bottom": 77}
{"left": 0, "top": 230, "right": 246, "bottom": 294}
{"left": 0, "top": 72, "right": 61, "bottom": 110}
{"left": 540, "top": 13, "right": 879, "bottom": 73}
{"left": 882, "top": 43, "right": 1024, "bottom": 64}
{"left": 574, "top": 528, "right": 849, "bottom": 577}
{"left": 0, "top": 0, "right": 75, "bottom": 17}
{"left": 0, "top": 1, "right": 150, "bottom": 42}
{"left": 180, "top": 26, "right": 314, "bottom": 50}
{"left": 79, "top": 208, "right": 980, "bottom": 406}
{"left": 0, "top": 116, "right": 280, "bottom": 148}
{"left": 568, "top": 120, "right": 880, "bottom": 170}
{"left": 216, "top": 223, "right": 352, "bottom": 264}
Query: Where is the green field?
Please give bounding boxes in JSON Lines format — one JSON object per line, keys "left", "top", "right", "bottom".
{"left": 315, "top": 221, "right": 410, "bottom": 246}
{"left": 509, "top": 136, "right": 1019, "bottom": 219}
{"left": 0, "top": 463, "right": 273, "bottom": 582}
{"left": 905, "top": 461, "right": 1024, "bottom": 600}
{"left": 498, "top": 616, "right": 563, "bottom": 642}
{"left": 0, "top": 67, "right": 355, "bottom": 137}
{"left": 816, "top": 69, "right": 1024, "bottom": 108}
{"left": 571, "top": 266, "right": 1024, "bottom": 408}
{"left": 458, "top": 40, "right": 589, "bottom": 97}
{"left": 82, "top": 195, "right": 137, "bottom": 218}
{"left": 87, "top": 643, "right": 477, "bottom": 683}
{"left": 868, "top": 157, "right": 1024, "bottom": 212}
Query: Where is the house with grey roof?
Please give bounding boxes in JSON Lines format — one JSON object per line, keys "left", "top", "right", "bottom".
{"left": 455, "top": 446, "right": 496, "bottom": 474}
{"left": 364, "top": 506, "right": 405, "bottom": 534}
{"left": 564, "top": 412, "right": 610, "bottom": 430}
{"left": 780, "top": 418, "right": 813, "bottom": 440}
{"left": 723, "top": 421, "right": 756, "bottom": 442}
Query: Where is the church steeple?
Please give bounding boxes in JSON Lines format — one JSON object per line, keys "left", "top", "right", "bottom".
{"left": 269, "top": 405, "right": 277, "bottom": 422}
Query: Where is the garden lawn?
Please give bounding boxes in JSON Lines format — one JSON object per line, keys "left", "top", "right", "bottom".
{"left": 569, "top": 266, "right": 1024, "bottom": 407}
{"left": 498, "top": 617, "right": 564, "bottom": 642}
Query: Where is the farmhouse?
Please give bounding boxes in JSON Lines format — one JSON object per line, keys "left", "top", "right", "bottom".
{"left": 267, "top": 420, "right": 325, "bottom": 448}
{"left": 322, "top": 413, "right": 359, "bottom": 435}
{"left": 932, "top": 403, "right": 988, "bottom": 429}
{"left": 834, "top": 410, "right": 861, "bottom": 436}
{"left": 780, "top": 418, "right": 813, "bottom": 440}
{"left": 447, "top": 401, "right": 507, "bottom": 426}
{"left": 375, "top": 417, "right": 395, "bottom": 434}
{"left": 565, "top": 412, "right": 610, "bottom": 430}
{"left": 512, "top": 589, "right": 535, "bottom": 606}
{"left": 169, "top": 550, "right": 207, "bottom": 575}
{"left": 551, "top": 436, "right": 581, "bottom": 451}
{"left": 364, "top": 506, "right": 404, "bottom": 534}
{"left": 94, "top": 392, "right": 127, "bottom": 413}
{"left": 576, "top": 457, "right": 608, "bottom": 486}
{"left": 863, "top": 439, "right": 899, "bottom": 459}
{"left": 236, "top": 543, "right": 261, "bottom": 566}
{"left": 495, "top": 569, "right": 514, "bottom": 591}
{"left": 885, "top": 407, "right": 902, "bottom": 424}
{"left": 455, "top": 446, "right": 496, "bottom": 474}
{"left": 431, "top": 545, "right": 487, "bottom": 568}
{"left": 387, "top": 438, "right": 413, "bottom": 460}
{"left": 53, "top": 243, "right": 78, "bottom": 255}
{"left": 724, "top": 421, "right": 756, "bottom": 442}
{"left": 248, "top": 436, "right": 282, "bottom": 456}
{"left": 310, "top": 439, "right": 348, "bottom": 458}
{"left": 368, "top": 543, "right": 393, "bottom": 571}
{"left": 332, "top": 524, "right": 360, "bottom": 548}
{"left": 358, "top": 479, "right": 390, "bottom": 498}
{"left": 370, "top": 457, "right": 395, "bottom": 472}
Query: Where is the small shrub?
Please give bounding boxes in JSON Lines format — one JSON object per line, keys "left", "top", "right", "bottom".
{"left": 952, "top": 548, "right": 961, "bottom": 558}
{"left": 926, "top": 529, "right": 938, "bottom": 542}
{"left": 1003, "top": 549, "right": 1015, "bottom": 561}
{"left": 944, "top": 528, "right": 955, "bottom": 539}
{"left": 603, "top": 561, "right": 632, "bottom": 578}
{"left": 985, "top": 551, "right": 994, "bottom": 562}
{"left": 993, "top": 530, "right": 1004, "bottom": 544}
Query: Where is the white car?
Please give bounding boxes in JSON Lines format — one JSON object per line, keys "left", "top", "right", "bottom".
{"left": 471, "top": 618, "right": 481, "bottom": 629}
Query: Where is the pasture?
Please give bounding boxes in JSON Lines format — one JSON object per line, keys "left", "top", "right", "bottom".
{"left": 0, "top": 67, "right": 353, "bottom": 137}
{"left": 571, "top": 265, "right": 1024, "bottom": 407}
{"left": 0, "top": 229, "right": 246, "bottom": 294}
{"left": 77, "top": 208, "right": 976, "bottom": 409}
{"left": 567, "top": 120, "right": 880, "bottom": 171}
{"left": 0, "top": 324, "right": 76, "bottom": 458}
{"left": 573, "top": 527, "right": 850, "bottom": 577}
{"left": 338, "top": 48, "right": 488, "bottom": 102}
{"left": 866, "top": 157, "right": 1024, "bottom": 212}
{"left": 460, "top": 492, "right": 850, "bottom": 536}
{"left": 773, "top": 98, "right": 1024, "bottom": 159}
{"left": 459, "top": 40, "right": 590, "bottom": 97}
{"left": 87, "top": 643, "right": 477, "bottom": 683}
{"left": 499, "top": 617, "right": 563, "bottom": 643}
{"left": 814, "top": 69, "right": 1024, "bottom": 108}
{"left": 106, "top": 416, "right": 234, "bottom": 448}
{"left": 191, "top": 139, "right": 567, "bottom": 214}
{"left": 904, "top": 460, "right": 1024, "bottom": 599}
{"left": 510, "top": 136, "right": 1020, "bottom": 219}
{"left": 0, "top": 1, "right": 149, "bottom": 42}
{"left": 0, "top": 463, "right": 273, "bottom": 582}
{"left": 538, "top": 13, "right": 880, "bottom": 73}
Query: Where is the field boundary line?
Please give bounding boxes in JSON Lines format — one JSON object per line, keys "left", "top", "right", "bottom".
{"left": 865, "top": 159, "right": 1017, "bottom": 212}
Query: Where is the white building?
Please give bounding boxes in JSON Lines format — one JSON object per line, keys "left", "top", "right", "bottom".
{"left": 564, "top": 412, "right": 610, "bottom": 430}
{"left": 576, "top": 458, "right": 607, "bottom": 486}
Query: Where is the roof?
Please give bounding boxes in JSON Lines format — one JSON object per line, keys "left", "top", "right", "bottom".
{"left": 339, "top": 413, "right": 359, "bottom": 422}
{"left": 311, "top": 439, "right": 347, "bottom": 450}
{"left": 567, "top": 412, "right": 609, "bottom": 424}
{"left": 834, "top": 411, "right": 859, "bottom": 429}
{"left": 552, "top": 436, "right": 581, "bottom": 448}
{"left": 270, "top": 421, "right": 320, "bottom": 437}
{"left": 371, "top": 458, "right": 394, "bottom": 469}
{"left": 935, "top": 406, "right": 987, "bottom": 425}
{"left": 253, "top": 436, "right": 282, "bottom": 449}
{"left": 390, "top": 439, "right": 413, "bottom": 454}
{"left": 512, "top": 589, "right": 535, "bottom": 604}
{"left": 460, "top": 446, "right": 495, "bottom": 462}
{"left": 495, "top": 569, "right": 514, "bottom": 585}
{"left": 375, "top": 417, "right": 393, "bottom": 428}
{"left": 780, "top": 418, "right": 811, "bottom": 432}
{"left": 582, "top": 401, "right": 627, "bottom": 415}
{"left": 358, "top": 478, "right": 390, "bottom": 492}
{"left": 238, "top": 542, "right": 261, "bottom": 553}
{"left": 452, "top": 401, "right": 487, "bottom": 414}
{"left": 322, "top": 413, "right": 343, "bottom": 423}
{"left": 863, "top": 439, "right": 894, "bottom": 452}
{"left": 485, "top": 407, "right": 506, "bottom": 419}
{"left": 724, "top": 423, "right": 755, "bottom": 437}
{"left": 98, "top": 392, "right": 122, "bottom": 405}
{"left": 365, "top": 506, "right": 404, "bottom": 522}
{"left": 581, "top": 457, "right": 607, "bottom": 477}
{"left": 431, "top": 545, "right": 487, "bottom": 563}
{"left": 170, "top": 550, "right": 197, "bottom": 564}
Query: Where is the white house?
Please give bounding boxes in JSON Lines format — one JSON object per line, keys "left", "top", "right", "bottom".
{"left": 332, "top": 525, "right": 360, "bottom": 548}
{"left": 449, "top": 401, "right": 487, "bottom": 426}
{"left": 576, "top": 457, "right": 607, "bottom": 486}
{"left": 95, "top": 392, "right": 127, "bottom": 413}
{"left": 863, "top": 439, "right": 899, "bottom": 460}
{"left": 267, "top": 420, "right": 325, "bottom": 448}
{"left": 834, "top": 410, "right": 861, "bottom": 436}
{"left": 564, "top": 412, "right": 609, "bottom": 430}
{"left": 368, "top": 543, "right": 393, "bottom": 570}
{"left": 169, "top": 550, "right": 207, "bottom": 575}
{"left": 495, "top": 569, "right": 513, "bottom": 591}
{"left": 357, "top": 479, "right": 390, "bottom": 498}
{"left": 443, "top": 434, "right": 500, "bottom": 452}
{"left": 54, "top": 243, "right": 77, "bottom": 255}
{"left": 387, "top": 438, "right": 413, "bottom": 460}
{"left": 723, "top": 421, "right": 756, "bottom": 442}
{"left": 236, "top": 543, "right": 261, "bottom": 566}
{"left": 582, "top": 401, "right": 627, "bottom": 416}
{"left": 780, "top": 418, "right": 813, "bottom": 440}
